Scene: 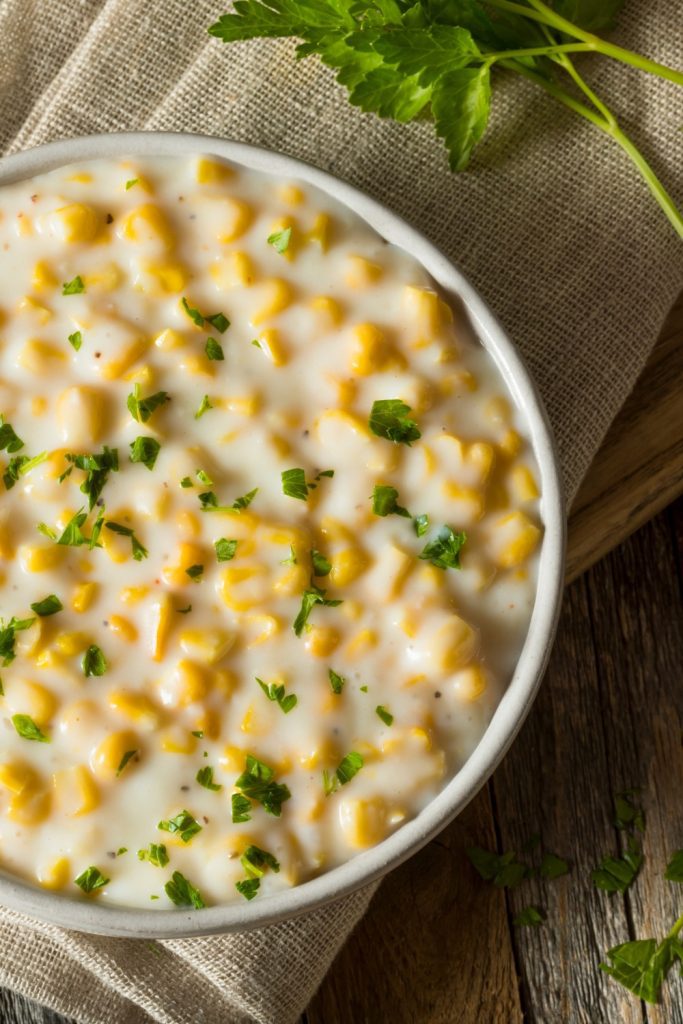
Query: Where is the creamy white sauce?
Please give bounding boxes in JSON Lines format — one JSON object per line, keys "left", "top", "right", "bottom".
{"left": 0, "top": 156, "right": 541, "bottom": 908}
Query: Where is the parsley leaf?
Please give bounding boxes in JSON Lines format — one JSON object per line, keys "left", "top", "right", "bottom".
{"left": 130, "top": 436, "right": 161, "bottom": 470}
{"left": 185, "top": 564, "right": 204, "bottom": 580}
{"left": 282, "top": 467, "right": 309, "bottom": 501}
{"left": 372, "top": 484, "right": 410, "bottom": 517}
{"left": 665, "top": 850, "right": 683, "bottom": 883}
{"left": 30, "top": 594, "right": 63, "bottom": 617}
{"left": 241, "top": 844, "right": 280, "bottom": 877}
{"left": 137, "top": 843, "right": 169, "bottom": 868}
{"left": 57, "top": 508, "right": 89, "bottom": 547}
{"left": 419, "top": 525, "right": 466, "bottom": 569}
{"left": 0, "top": 616, "right": 35, "bottom": 665}
{"left": 466, "top": 846, "right": 529, "bottom": 888}
{"left": 181, "top": 297, "right": 230, "bottom": 333}
{"left": 68, "top": 330, "right": 82, "bottom": 351}
{"left": 328, "top": 668, "right": 345, "bottom": 695}
{"left": 293, "top": 586, "right": 342, "bottom": 636}
{"left": 62, "top": 276, "right": 85, "bottom": 295}
{"left": 0, "top": 417, "right": 24, "bottom": 453}
{"left": 195, "top": 394, "right": 213, "bottom": 419}
{"left": 267, "top": 227, "right": 292, "bottom": 253}
{"left": 375, "top": 704, "right": 394, "bottom": 726}
{"left": 196, "top": 766, "right": 222, "bottom": 791}
{"left": 12, "top": 713, "right": 49, "bottom": 743}
{"left": 600, "top": 932, "right": 683, "bottom": 1005}
{"left": 215, "top": 538, "right": 238, "bottom": 562}
{"left": 256, "top": 676, "right": 298, "bottom": 714}
{"left": 231, "top": 793, "right": 252, "bottom": 823}
{"left": 413, "top": 513, "right": 430, "bottom": 537}
{"left": 205, "top": 337, "right": 225, "bottom": 360}
{"left": 311, "top": 549, "right": 332, "bottom": 577}
{"left": 3, "top": 451, "right": 48, "bottom": 491}
{"left": 158, "top": 809, "right": 202, "bottom": 843}
{"left": 323, "top": 751, "right": 364, "bottom": 796}
{"left": 105, "top": 521, "right": 148, "bottom": 561}
{"left": 514, "top": 906, "right": 546, "bottom": 927}
{"left": 74, "top": 866, "right": 109, "bottom": 893}
{"left": 235, "top": 877, "right": 260, "bottom": 901}
{"left": 125, "top": 177, "right": 139, "bottom": 190}
{"left": 165, "top": 870, "right": 205, "bottom": 909}
{"left": 82, "top": 644, "right": 107, "bottom": 678}
{"left": 369, "top": 399, "right": 421, "bottom": 445}
{"left": 591, "top": 841, "right": 643, "bottom": 894}
{"left": 116, "top": 749, "right": 137, "bottom": 776}
{"left": 539, "top": 852, "right": 570, "bottom": 880}
{"left": 60, "top": 446, "right": 119, "bottom": 509}
{"left": 614, "top": 790, "right": 645, "bottom": 832}
{"left": 127, "top": 384, "right": 170, "bottom": 424}
{"left": 234, "top": 754, "right": 291, "bottom": 817}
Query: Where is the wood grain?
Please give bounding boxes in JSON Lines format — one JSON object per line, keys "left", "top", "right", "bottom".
{"left": 567, "top": 291, "right": 683, "bottom": 582}
{"left": 0, "top": 989, "right": 74, "bottom": 1024}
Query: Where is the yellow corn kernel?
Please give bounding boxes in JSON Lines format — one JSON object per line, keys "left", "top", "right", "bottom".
{"left": 252, "top": 279, "right": 292, "bottom": 325}
{"left": 278, "top": 183, "right": 304, "bottom": 206}
{"left": 140, "top": 260, "right": 188, "bottom": 294}
{"left": 344, "top": 256, "right": 383, "bottom": 289}
{"left": 178, "top": 628, "right": 235, "bottom": 665}
{"left": 403, "top": 673, "right": 427, "bottom": 688}
{"left": 31, "top": 396, "right": 48, "bottom": 416}
{"left": 493, "top": 510, "right": 541, "bottom": 568}
{"left": 210, "top": 250, "right": 255, "bottom": 289}
{"left": 120, "top": 203, "right": 175, "bottom": 248}
{"left": 453, "top": 665, "right": 488, "bottom": 702}
{"left": 220, "top": 563, "right": 269, "bottom": 611}
{"left": 53, "top": 764, "right": 100, "bottom": 815}
{"left": 53, "top": 631, "right": 89, "bottom": 657}
{"left": 19, "top": 543, "right": 65, "bottom": 573}
{"left": 179, "top": 352, "right": 215, "bottom": 377}
{"left": 214, "top": 198, "right": 252, "bottom": 243}
{"left": 468, "top": 442, "right": 495, "bottom": 482}
{"left": 0, "top": 514, "right": 15, "bottom": 560}
{"left": 345, "top": 629, "right": 378, "bottom": 658}
{"left": 299, "top": 737, "right": 339, "bottom": 770}
{"left": 18, "top": 339, "right": 66, "bottom": 374}
{"left": 314, "top": 409, "right": 371, "bottom": 446}
{"left": 245, "top": 613, "right": 281, "bottom": 647}
{"left": 99, "top": 523, "right": 130, "bottom": 564}
{"left": 305, "top": 212, "right": 331, "bottom": 251}
{"left": 273, "top": 562, "right": 309, "bottom": 597}
{"left": 159, "top": 728, "right": 197, "bottom": 754}
{"left": 511, "top": 465, "right": 540, "bottom": 502}
{"left": 255, "top": 327, "right": 288, "bottom": 368}
{"left": 222, "top": 392, "right": 261, "bottom": 416}
{"left": 214, "top": 669, "right": 236, "bottom": 697}
{"left": 37, "top": 857, "right": 71, "bottom": 891}
{"left": 84, "top": 262, "right": 122, "bottom": 293}
{"left": 54, "top": 203, "right": 100, "bottom": 243}
{"left": 402, "top": 285, "right": 452, "bottom": 335}
{"left": 328, "top": 376, "right": 356, "bottom": 409}
{"left": 171, "top": 659, "right": 211, "bottom": 707}
{"left": 57, "top": 385, "right": 106, "bottom": 445}
{"left": 108, "top": 614, "right": 138, "bottom": 644}
{"left": 485, "top": 396, "right": 512, "bottom": 425}
{"left": 149, "top": 595, "right": 173, "bottom": 662}
{"left": 162, "top": 541, "right": 206, "bottom": 586}
{"left": 68, "top": 172, "right": 93, "bottom": 183}
{"left": 154, "top": 327, "right": 186, "bottom": 351}
{"left": 340, "top": 600, "right": 363, "bottom": 622}
{"left": 9, "top": 788, "right": 51, "bottom": 825}
{"left": 435, "top": 617, "right": 479, "bottom": 672}
{"left": 499, "top": 429, "right": 522, "bottom": 457}
{"left": 219, "top": 744, "right": 245, "bottom": 772}
{"left": 72, "top": 582, "right": 98, "bottom": 615}
{"left": 195, "top": 156, "right": 234, "bottom": 184}
{"left": 8, "top": 680, "right": 57, "bottom": 726}
{"left": 441, "top": 482, "right": 485, "bottom": 521}
{"left": 32, "top": 261, "right": 57, "bottom": 290}
{"left": 339, "top": 797, "right": 388, "bottom": 849}
{"left": 108, "top": 690, "right": 160, "bottom": 730}
{"left": 176, "top": 511, "right": 200, "bottom": 538}
{"left": 0, "top": 761, "right": 37, "bottom": 796}
{"left": 329, "top": 548, "right": 369, "bottom": 588}
{"left": 17, "top": 295, "right": 52, "bottom": 325}
{"left": 310, "top": 295, "right": 342, "bottom": 327}
{"left": 120, "top": 585, "right": 149, "bottom": 605}
{"left": 304, "top": 626, "right": 341, "bottom": 659}
{"left": 90, "top": 733, "right": 140, "bottom": 778}
{"left": 350, "top": 323, "right": 392, "bottom": 376}
{"left": 101, "top": 336, "right": 148, "bottom": 380}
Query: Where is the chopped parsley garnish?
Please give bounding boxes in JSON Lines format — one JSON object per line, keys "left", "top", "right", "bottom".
{"left": 130, "top": 436, "right": 161, "bottom": 471}
{"left": 0, "top": 616, "right": 35, "bottom": 665}
{"left": 328, "top": 669, "right": 345, "bottom": 695}
{"left": 82, "top": 644, "right": 107, "bottom": 678}
{"left": 234, "top": 754, "right": 291, "bottom": 817}
{"left": 466, "top": 846, "right": 529, "bottom": 889}
{"left": 251, "top": 338, "right": 261, "bottom": 349}
{"left": 282, "top": 467, "right": 308, "bottom": 501}
{"left": 181, "top": 297, "right": 230, "bottom": 333}
{"left": 68, "top": 330, "right": 82, "bottom": 351}
{"left": 30, "top": 594, "right": 63, "bottom": 617}
{"left": 235, "top": 878, "right": 260, "bottom": 901}
{"left": 180, "top": 476, "right": 193, "bottom": 488}
{"left": 372, "top": 484, "right": 410, "bottom": 518}
{"left": 0, "top": 417, "right": 24, "bottom": 453}
{"left": 514, "top": 906, "right": 546, "bottom": 927}
{"left": 241, "top": 844, "right": 280, "bottom": 878}
{"left": 591, "top": 841, "right": 643, "bottom": 894}
{"left": 105, "top": 521, "right": 148, "bottom": 561}
{"left": 375, "top": 705, "right": 394, "bottom": 726}
{"left": 215, "top": 538, "right": 237, "bottom": 562}
{"left": 37, "top": 523, "right": 57, "bottom": 540}
{"left": 74, "top": 866, "right": 109, "bottom": 893}
{"left": 196, "top": 469, "right": 213, "bottom": 485}
{"left": 600, "top": 913, "right": 683, "bottom": 1005}
{"left": 413, "top": 513, "right": 430, "bottom": 537}
{"left": 3, "top": 451, "right": 48, "bottom": 490}
{"left": 359, "top": 685, "right": 368, "bottom": 693}
{"left": 614, "top": 790, "right": 645, "bottom": 832}
{"left": 137, "top": 843, "right": 169, "bottom": 868}
{"left": 539, "top": 853, "right": 570, "bottom": 880}
{"left": 281, "top": 546, "right": 297, "bottom": 566}
{"left": 419, "top": 526, "right": 467, "bottom": 570}
{"left": 57, "top": 508, "right": 89, "bottom": 547}
{"left": 310, "top": 549, "right": 331, "bottom": 577}
{"left": 191, "top": 730, "right": 204, "bottom": 738}
{"left": 323, "top": 751, "right": 364, "bottom": 796}
{"left": 158, "top": 809, "right": 202, "bottom": 844}
{"left": 231, "top": 793, "right": 252, "bottom": 823}
{"left": 185, "top": 564, "right": 204, "bottom": 580}
{"left": 116, "top": 749, "right": 137, "bottom": 777}
{"left": 665, "top": 850, "right": 683, "bottom": 883}
{"left": 126, "top": 384, "right": 170, "bottom": 424}
{"left": 205, "top": 337, "right": 225, "bottom": 361}
{"left": 200, "top": 487, "right": 259, "bottom": 513}
{"left": 59, "top": 446, "right": 119, "bottom": 509}
{"left": 164, "top": 870, "right": 205, "bottom": 909}
{"left": 267, "top": 227, "right": 292, "bottom": 254}
{"left": 62, "top": 275, "right": 85, "bottom": 295}
{"left": 125, "top": 178, "right": 139, "bottom": 190}
{"left": 196, "top": 766, "right": 222, "bottom": 791}
{"left": 116, "top": 847, "right": 128, "bottom": 856}
{"left": 256, "top": 677, "right": 298, "bottom": 714}
{"left": 293, "top": 586, "right": 342, "bottom": 637}
{"left": 369, "top": 399, "right": 421, "bottom": 445}
{"left": 12, "top": 713, "right": 49, "bottom": 743}
{"left": 195, "top": 394, "right": 213, "bottom": 419}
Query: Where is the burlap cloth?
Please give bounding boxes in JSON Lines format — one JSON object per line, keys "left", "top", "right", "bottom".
{"left": 0, "top": 1, "right": 680, "bottom": 1021}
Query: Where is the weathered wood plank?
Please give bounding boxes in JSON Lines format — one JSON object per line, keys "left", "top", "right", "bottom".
{"left": 492, "top": 579, "right": 642, "bottom": 1024}
{"left": 0, "top": 989, "right": 74, "bottom": 1024}
{"left": 306, "top": 787, "right": 522, "bottom": 1024}
{"left": 567, "top": 291, "right": 683, "bottom": 582}
{"left": 585, "top": 504, "right": 683, "bottom": 1023}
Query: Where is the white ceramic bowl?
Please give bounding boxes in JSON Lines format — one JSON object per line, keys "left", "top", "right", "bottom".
{"left": 0, "top": 132, "right": 565, "bottom": 937}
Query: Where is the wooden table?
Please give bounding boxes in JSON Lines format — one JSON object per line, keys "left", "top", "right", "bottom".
{"left": 2, "top": 295, "right": 682, "bottom": 1024}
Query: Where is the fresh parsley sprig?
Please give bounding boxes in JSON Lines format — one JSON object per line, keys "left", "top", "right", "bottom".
{"left": 209, "top": 1, "right": 683, "bottom": 237}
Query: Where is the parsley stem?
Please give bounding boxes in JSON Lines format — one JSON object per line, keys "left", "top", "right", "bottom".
{"left": 483, "top": 42, "right": 591, "bottom": 62}
{"left": 502, "top": 59, "right": 683, "bottom": 239}
{"left": 537, "top": 25, "right": 615, "bottom": 128}
{"left": 487, "top": 0, "right": 683, "bottom": 87}
{"left": 667, "top": 910, "right": 683, "bottom": 941}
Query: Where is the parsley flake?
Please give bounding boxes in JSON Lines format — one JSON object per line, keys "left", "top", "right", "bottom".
{"left": 665, "top": 850, "right": 683, "bottom": 883}
{"left": 137, "top": 843, "right": 169, "bottom": 868}
{"left": 369, "top": 399, "right": 421, "bottom": 445}
{"left": 293, "top": 586, "right": 342, "bottom": 637}
{"left": 125, "top": 178, "right": 139, "bottom": 190}
{"left": 82, "top": 644, "right": 107, "bottom": 678}
{"left": 267, "top": 227, "right": 292, "bottom": 254}
{"left": 105, "top": 521, "right": 148, "bottom": 561}
{"left": 281, "top": 467, "right": 309, "bottom": 501}
{"left": 195, "top": 395, "right": 213, "bottom": 419}
{"left": 372, "top": 484, "right": 410, "bottom": 518}
{"left": 375, "top": 705, "right": 394, "bottom": 726}
{"left": 328, "top": 669, "right": 345, "bottom": 695}
{"left": 231, "top": 793, "right": 252, "bottom": 823}
{"left": 181, "top": 297, "right": 230, "bottom": 333}
{"left": 466, "top": 846, "right": 529, "bottom": 889}
{"left": 196, "top": 766, "right": 222, "bottom": 791}
{"left": 116, "top": 749, "right": 137, "bottom": 777}
{"left": 256, "top": 676, "right": 298, "bottom": 714}
{"left": 514, "top": 906, "right": 546, "bottom": 927}
{"left": 323, "top": 751, "right": 364, "bottom": 796}
{"left": 215, "top": 538, "right": 237, "bottom": 562}
{"left": 30, "top": 594, "right": 63, "bottom": 617}
{"left": 62, "top": 276, "right": 85, "bottom": 295}
{"left": 0, "top": 616, "right": 35, "bottom": 666}
{"left": 205, "top": 337, "right": 225, "bottom": 361}
{"left": 158, "top": 809, "right": 202, "bottom": 844}
{"left": 241, "top": 844, "right": 280, "bottom": 878}
{"left": 311, "top": 549, "right": 331, "bottom": 577}
{"left": 419, "top": 525, "right": 466, "bottom": 570}
{"left": 68, "top": 330, "right": 82, "bottom": 351}
{"left": 3, "top": 451, "right": 48, "bottom": 491}
{"left": 234, "top": 754, "right": 291, "bottom": 817}
{"left": 127, "top": 385, "right": 170, "bottom": 424}
{"left": 235, "top": 877, "right": 260, "bottom": 901}
{"left": 130, "top": 436, "right": 161, "bottom": 471}
{"left": 165, "top": 870, "right": 205, "bottom": 909}
{"left": 413, "top": 513, "right": 430, "bottom": 537}
{"left": 74, "top": 866, "right": 109, "bottom": 893}
{"left": 12, "top": 713, "right": 49, "bottom": 743}
{"left": 60, "top": 446, "right": 119, "bottom": 509}
{"left": 185, "top": 564, "right": 204, "bottom": 580}
{"left": 0, "top": 417, "right": 24, "bottom": 453}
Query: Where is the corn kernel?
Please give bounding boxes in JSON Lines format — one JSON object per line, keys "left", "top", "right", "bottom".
{"left": 32, "top": 261, "right": 57, "bottom": 290}
{"left": 210, "top": 251, "right": 255, "bottom": 289}
{"left": 162, "top": 541, "right": 206, "bottom": 586}
{"left": 17, "top": 295, "right": 52, "bottom": 325}
{"left": 510, "top": 465, "right": 540, "bottom": 502}
{"left": 108, "top": 614, "right": 138, "bottom": 643}
{"left": 57, "top": 385, "right": 106, "bottom": 445}
{"left": 350, "top": 323, "right": 392, "bottom": 376}
{"left": 329, "top": 547, "right": 369, "bottom": 587}
{"left": 178, "top": 628, "right": 235, "bottom": 665}
{"left": 305, "top": 213, "right": 331, "bottom": 251}
{"left": 453, "top": 664, "right": 488, "bottom": 702}
{"left": 310, "top": 295, "right": 342, "bottom": 327}
{"left": 18, "top": 339, "right": 66, "bottom": 374}
{"left": 149, "top": 595, "right": 173, "bottom": 662}
{"left": 168, "top": 659, "right": 211, "bottom": 707}
{"left": 53, "top": 764, "right": 100, "bottom": 814}
{"left": 344, "top": 256, "right": 382, "bottom": 288}
{"left": 139, "top": 260, "right": 188, "bottom": 295}
{"left": 53, "top": 203, "right": 100, "bottom": 243}
{"left": 252, "top": 279, "right": 292, "bottom": 325}
{"left": 499, "top": 429, "right": 522, "bottom": 457}
{"left": 101, "top": 336, "right": 149, "bottom": 380}
{"left": 37, "top": 857, "right": 71, "bottom": 891}
{"left": 159, "top": 728, "right": 197, "bottom": 754}
{"left": 278, "top": 183, "right": 304, "bottom": 206}
{"left": 492, "top": 510, "right": 541, "bottom": 568}
{"left": 305, "top": 626, "right": 341, "bottom": 658}
{"left": 19, "top": 544, "right": 66, "bottom": 573}
{"left": 120, "top": 585, "right": 149, "bottom": 605}
{"left": 195, "top": 157, "right": 234, "bottom": 185}
{"left": 339, "top": 797, "right": 388, "bottom": 849}
{"left": 108, "top": 690, "right": 161, "bottom": 730}
{"left": 120, "top": 203, "right": 175, "bottom": 248}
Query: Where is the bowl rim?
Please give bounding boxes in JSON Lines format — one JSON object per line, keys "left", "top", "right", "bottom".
{"left": 0, "top": 131, "right": 566, "bottom": 938}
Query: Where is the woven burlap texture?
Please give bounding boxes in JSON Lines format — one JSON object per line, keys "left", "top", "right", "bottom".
{"left": 0, "top": 0, "right": 680, "bottom": 1021}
